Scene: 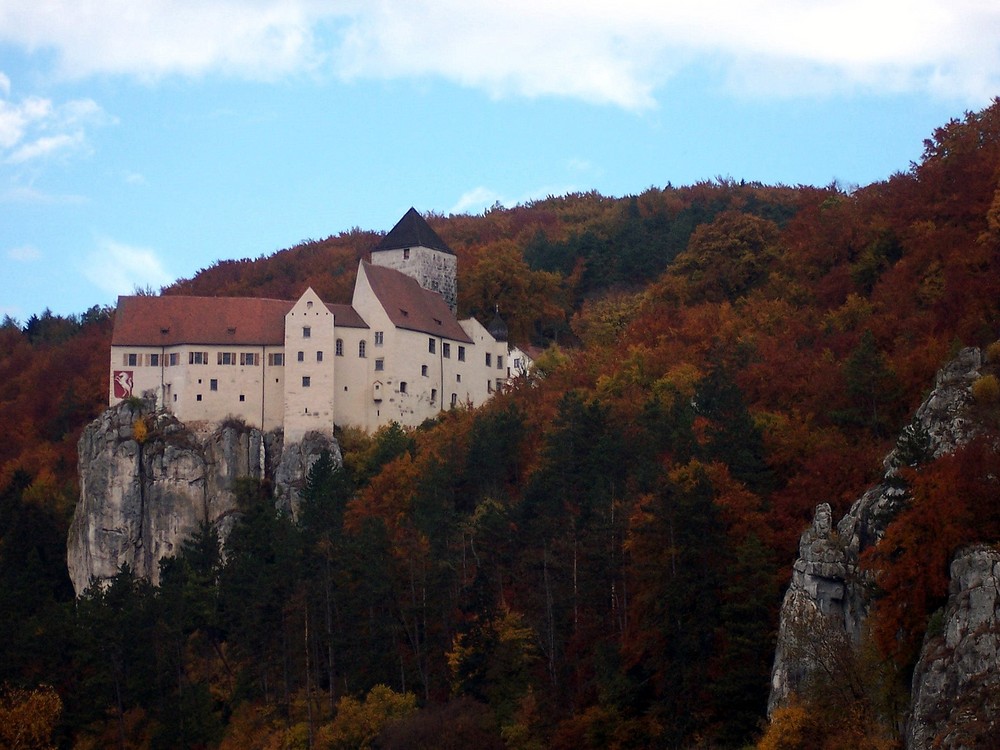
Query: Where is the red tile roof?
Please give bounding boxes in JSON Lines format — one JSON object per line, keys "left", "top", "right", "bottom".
{"left": 112, "top": 294, "right": 367, "bottom": 346}
{"left": 326, "top": 303, "right": 369, "bottom": 329}
{"left": 362, "top": 262, "right": 473, "bottom": 343}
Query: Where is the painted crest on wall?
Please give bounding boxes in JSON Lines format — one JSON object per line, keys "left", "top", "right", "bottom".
{"left": 113, "top": 370, "right": 134, "bottom": 399}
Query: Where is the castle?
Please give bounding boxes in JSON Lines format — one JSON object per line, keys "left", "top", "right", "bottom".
{"left": 109, "top": 209, "right": 526, "bottom": 440}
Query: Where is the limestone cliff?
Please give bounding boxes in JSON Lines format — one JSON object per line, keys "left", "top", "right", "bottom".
{"left": 67, "top": 396, "right": 339, "bottom": 594}
{"left": 907, "top": 546, "right": 1000, "bottom": 749}
{"left": 768, "top": 347, "right": 985, "bottom": 716}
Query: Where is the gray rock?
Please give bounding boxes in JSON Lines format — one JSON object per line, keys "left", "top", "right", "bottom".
{"left": 768, "top": 347, "right": 985, "bottom": 717}
{"left": 67, "top": 400, "right": 339, "bottom": 594}
{"left": 908, "top": 546, "right": 1000, "bottom": 750}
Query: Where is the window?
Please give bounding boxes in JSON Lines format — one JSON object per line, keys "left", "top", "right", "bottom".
{"left": 196, "top": 394, "right": 202, "bottom": 401}
{"left": 428, "top": 338, "right": 436, "bottom": 354}
{"left": 456, "top": 373, "right": 461, "bottom": 383}
{"left": 458, "top": 346, "right": 465, "bottom": 361}
{"left": 421, "top": 365, "right": 428, "bottom": 377}
{"left": 297, "top": 351, "right": 305, "bottom": 362}
{"left": 169, "top": 353, "right": 178, "bottom": 366}
{"left": 303, "top": 326, "right": 311, "bottom": 338}
{"left": 403, "top": 248, "right": 410, "bottom": 259}
{"left": 374, "top": 331, "right": 384, "bottom": 346}
{"left": 302, "top": 376, "right": 311, "bottom": 388}
{"left": 497, "top": 355, "right": 503, "bottom": 370}
{"left": 496, "top": 378, "right": 504, "bottom": 393}
{"left": 210, "top": 379, "right": 218, "bottom": 391}
{"left": 375, "top": 358, "right": 384, "bottom": 371}
{"left": 451, "top": 393, "right": 458, "bottom": 407}
{"left": 488, "top": 380, "right": 493, "bottom": 393}
{"left": 240, "top": 352, "right": 259, "bottom": 366}
{"left": 239, "top": 394, "right": 245, "bottom": 402}
{"left": 149, "top": 353, "right": 160, "bottom": 367}
{"left": 190, "top": 351, "right": 207, "bottom": 365}
{"left": 268, "top": 353, "right": 284, "bottom": 366}
{"left": 359, "top": 340, "right": 367, "bottom": 358}
{"left": 485, "top": 353, "right": 492, "bottom": 366}
{"left": 218, "top": 352, "right": 235, "bottom": 365}
{"left": 317, "top": 351, "right": 323, "bottom": 362}
{"left": 336, "top": 339, "right": 344, "bottom": 356}
{"left": 442, "top": 342, "right": 451, "bottom": 358}
{"left": 127, "top": 353, "right": 138, "bottom": 366}
{"left": 399, "top": 382, "right": 407, "bottom": 394}
{"left": 431, "top": 388, "right": 437, "bottom": 402}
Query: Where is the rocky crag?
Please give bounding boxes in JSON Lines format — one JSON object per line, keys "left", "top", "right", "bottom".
{"left": 768, "top": 347, "right": 998, "bottom": 746}
{"left": 67, "top": 395, "right": 339, "bottom": 594}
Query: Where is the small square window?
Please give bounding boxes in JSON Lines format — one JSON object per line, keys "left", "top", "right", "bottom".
{"left": 239, "top": 394, "right": 245, "bottom": 402}
{"left": 302, "top": 376, "right": 311, "bottom": 388}
{"left": 127, "top": 353, "right": 138, "bottom": 366}
{"left": 303, "top": 326, "right": 311, "bottom": 338}
{"left": 375, "top": 358, "right": 384, "bottom": 371}
{"left": 196, "top": 394, "right": 202, "bottom": 402}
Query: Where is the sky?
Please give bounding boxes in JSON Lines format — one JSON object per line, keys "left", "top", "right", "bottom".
{"left": 1, "top": 1, "right": 999, "bottom": 321}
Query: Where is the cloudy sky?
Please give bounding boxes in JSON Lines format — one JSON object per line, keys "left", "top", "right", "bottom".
{"left": 1, "top": 1, "right": 998, "bottom": 319}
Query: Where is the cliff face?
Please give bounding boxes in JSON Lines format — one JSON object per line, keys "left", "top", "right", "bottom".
{"left": 908, "top": 546, "right": 1000, "bottom": 749}
{"left": 768, "top": 347, "right": 986, "bottom": 718}
{"left": 67, "top": 397, "right": 339, "bottom": 594}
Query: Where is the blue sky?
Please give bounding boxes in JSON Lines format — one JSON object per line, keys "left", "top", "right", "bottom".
{"left": 1, "top": 1, "right": 998, "bottom": 320}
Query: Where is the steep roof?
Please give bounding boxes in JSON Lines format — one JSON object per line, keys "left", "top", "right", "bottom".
{"left": 112, "top": 295, "right": 293, "bottom": 346}
{"left": 325, "top": 303, "right": 369, "bottom": 329}
{"left": 372, "top": 207, "right": 454, "bottom": 255}
{"left": 112, "top": 294, "right": 368, "bottom": 346}
{"left": 361, "top": 262, "right": 472, "bottom": 343}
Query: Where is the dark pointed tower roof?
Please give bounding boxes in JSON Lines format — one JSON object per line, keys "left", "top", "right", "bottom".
{"left": 488, "top": 307, "right": 508, "bottom": 342}
{"left": 373, "top": 207, "right": 454, "bottom": 255}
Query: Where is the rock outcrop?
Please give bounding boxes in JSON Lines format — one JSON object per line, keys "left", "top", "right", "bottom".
{"left": 67, "top": 396, "right": 339, "bottom": 594}
{"left": 768, "top": 347, "right": 985, "bottom": 716}
{"left": 907, "top": 546, "right": 1000, "bottom": 749}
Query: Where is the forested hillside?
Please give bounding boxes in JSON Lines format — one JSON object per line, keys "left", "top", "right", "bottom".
{"left": 2, "top": 101, "right": 1000, "bottom": 748}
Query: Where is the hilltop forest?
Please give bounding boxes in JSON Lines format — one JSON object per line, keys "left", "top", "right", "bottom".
{"left": 3, "top": 100, "right": 1000, "bottom": 749}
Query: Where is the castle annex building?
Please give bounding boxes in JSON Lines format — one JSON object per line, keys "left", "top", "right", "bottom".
{"left": 110, "top": 209, "right": 520, "bottom": 440}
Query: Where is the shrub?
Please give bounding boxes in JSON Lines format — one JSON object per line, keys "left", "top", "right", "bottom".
{"left": 985, "top": 341, "right": 1000, "bottom": 364}
{"left": 972, "top": 374, "right": 1000, "bottom": 404}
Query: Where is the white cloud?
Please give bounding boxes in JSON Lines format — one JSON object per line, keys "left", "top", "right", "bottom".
{"left": 0, "top": 82, "right": 108, "bottom": 165}
{"left": 450, "top": 187, "right": 503, "bottom": 215}
{"left": 0, "top": 1, "right": 998, "bottom": 107}
{"left": 7, "top": 244, "right": 41, "bottom": 261}
{"left": 123, "top": 171, "right": 147, "bottom": 186}
{"left": 82, "top": 238, "right": 173, "bottom": 299}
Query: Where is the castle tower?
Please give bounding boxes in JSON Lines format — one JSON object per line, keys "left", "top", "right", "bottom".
{"left": 370, "top": 207, "right": 457, "bottom": 312}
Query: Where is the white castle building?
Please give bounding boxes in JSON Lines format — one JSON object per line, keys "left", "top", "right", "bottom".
{"left": 109, "top": 209, "right": 520, "bottom": 440}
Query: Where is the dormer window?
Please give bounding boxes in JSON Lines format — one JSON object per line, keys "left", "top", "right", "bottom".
{"left": 227, "top": 327, "right": 236, "bottom": 335}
